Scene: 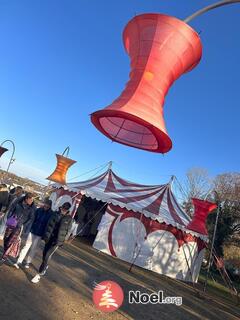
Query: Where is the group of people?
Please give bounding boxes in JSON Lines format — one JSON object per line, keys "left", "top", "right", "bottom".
{"left": 0, "top": 183, "right": 73, "bottom": 284}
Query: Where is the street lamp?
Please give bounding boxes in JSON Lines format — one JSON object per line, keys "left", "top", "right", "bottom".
{"left": 184, "top": 0, "right": 240, "bottom": 23}
{"left": 0, "top": 140, "right": 16, "bottom": 173}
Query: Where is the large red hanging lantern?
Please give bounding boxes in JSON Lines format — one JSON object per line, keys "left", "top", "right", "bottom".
{"left": 0, "top": 146, "right": 8, "bottom": 158}
{"left": 187, "top": 198, "right": 217, "bottom": 235}
{"left": 91, "top": 13, "right": 202, "bottom": 153}
{"left": 47, "top": 147, "right": 76, "bottom": 185}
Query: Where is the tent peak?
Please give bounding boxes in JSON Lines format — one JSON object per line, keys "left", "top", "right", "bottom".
{"left": 108, "top": 161, "right": 113, "bottom": 170}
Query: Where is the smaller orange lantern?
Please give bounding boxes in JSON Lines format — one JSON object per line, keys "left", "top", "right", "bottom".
{"left": 0, "top": 146, "right": 8, "bottom": 158}
{"left": 47, "top": 147, "right": 77, "bottom": 185}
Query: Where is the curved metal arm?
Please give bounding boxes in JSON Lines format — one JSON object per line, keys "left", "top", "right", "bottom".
{"left": 62, "top": 146, "right": 70, "bottom": 157}
{"left": 184, "top": 0, "right": 240, "bottom": 23}
{"left": 1, "top": 140, "right": 16, "bottom": 172}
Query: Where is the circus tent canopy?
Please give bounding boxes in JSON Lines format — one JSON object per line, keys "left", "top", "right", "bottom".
{"left": 54, "top": 168, "right": 207, "bottom": 240}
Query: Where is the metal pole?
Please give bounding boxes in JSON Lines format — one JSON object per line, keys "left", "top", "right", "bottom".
{"left": 62, "top": 146, "right": 70, "bottom": 157}
{"left": 0, "top": 140, "right": 16, "bottom": 173}
{"left": 184, "top": 0, "right": 240, "bottom": 23}
{"left": 108, "top": 161, "right": 113, "bottom": 170}
{"left": 203, "top": 202, "right": 221, "bottom": 292}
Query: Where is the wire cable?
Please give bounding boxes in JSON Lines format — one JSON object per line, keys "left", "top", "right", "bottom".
{"left": 68, "top": 161, "right": 111, "bottom": 182}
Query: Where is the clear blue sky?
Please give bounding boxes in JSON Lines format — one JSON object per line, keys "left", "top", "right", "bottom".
{"left": 0, "top": 0, "right": 239, "bottom": 185}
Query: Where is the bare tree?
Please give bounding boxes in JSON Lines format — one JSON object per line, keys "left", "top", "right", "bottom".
{"left": 213, "top": 173, "right": 240, "bottom": 202}
{"left": 185, "top": 167, "right": 212, "bottom": 199}
{"left": 182, "top": 168, "right": 212, "bottom": 216}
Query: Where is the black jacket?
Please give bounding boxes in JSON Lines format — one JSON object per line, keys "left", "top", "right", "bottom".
{"left": 7, "top": 195, "right": 23, "bottom": 214}
{"left": 74, "top": 205, "right": 87, "bottom": 223}
{"left": 43, "top": 211, "right": 72, "bottom": 245}
{"left": 0, "top": 190, "right": 9, "bottom": 211}
{"left": 8, "top": 200, "right": 36, "bottom": 234}
{"left": 31, "top": 207, "right": 52, "bottom": 237}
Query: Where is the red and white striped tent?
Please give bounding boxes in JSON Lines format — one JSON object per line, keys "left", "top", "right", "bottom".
{"left": 50, "top": 167, "right": 207, "bottom": 282}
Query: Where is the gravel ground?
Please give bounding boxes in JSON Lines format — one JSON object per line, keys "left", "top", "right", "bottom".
{"left": 0, "top": 238, "right": 239, "bottom": 320}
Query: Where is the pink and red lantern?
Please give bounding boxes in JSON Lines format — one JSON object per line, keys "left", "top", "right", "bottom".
{"left": 187, "top": 198, "right": 217, "bottom": 235}
{"left": 91, "top": 13, "right": 202, "bottom": 153}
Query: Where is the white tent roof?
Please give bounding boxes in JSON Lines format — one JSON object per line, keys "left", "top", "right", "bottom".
{"left": 55, "top": 168, "right": 207, "bottom": 240}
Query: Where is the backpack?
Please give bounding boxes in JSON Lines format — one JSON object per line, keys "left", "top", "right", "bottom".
{"left": 6, "top": 215, "right": 18, "bottom": 228}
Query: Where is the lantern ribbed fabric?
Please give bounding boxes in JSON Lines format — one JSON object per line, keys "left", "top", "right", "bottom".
{"left": 91, "top": 13, "right": 202, "bottom": 153}
{"left": 47, "top": 154, "right": 76, "bottom": 185}
{"left": 0, "top": 146, "right": 8, "bottom": 158}
{"left": 187, "top": 198, "right": 217, "bottom": 235}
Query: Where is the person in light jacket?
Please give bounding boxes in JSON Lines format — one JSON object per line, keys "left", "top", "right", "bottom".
{"left": 14, "top": 199, "right": 53, "bottom": 269}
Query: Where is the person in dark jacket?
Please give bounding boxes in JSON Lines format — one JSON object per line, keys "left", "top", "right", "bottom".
{"left": 13, "top": 199, "right": 52, "bottom": 269}
{"left": 0, "top": 184, "right": 9, "bottom": 238}
{"left": 0, "top": 193, "right": 36, "bottom": 263}
{"left": 7, "top": 186, "right": 24, "bottom": 211}
{"left": 31, "top": 202, "right": 73, "bottom": 283}
{"left": 67, "top": 207, "right": 84, "bottom": 240}
{"left": 0, "top": 184, "right": 9, "bottom": 212}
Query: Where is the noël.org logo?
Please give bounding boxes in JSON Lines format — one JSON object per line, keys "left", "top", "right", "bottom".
{"left": 129, "top": 290, "right": 182, "bottom": 306}
{"left": 93, "top": 280, "right": 182, "bottom": 313}
{"left": 92, "top": 281, "right": 124, "bottom": 313}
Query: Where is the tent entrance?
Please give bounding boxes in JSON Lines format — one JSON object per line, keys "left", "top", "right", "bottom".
{"left": 74, "top": 195, "right": 107, "bottom": 243}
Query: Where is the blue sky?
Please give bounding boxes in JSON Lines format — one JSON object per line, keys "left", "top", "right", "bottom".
{"left": 0, "top": 0, "right": 239, "bottom": 186}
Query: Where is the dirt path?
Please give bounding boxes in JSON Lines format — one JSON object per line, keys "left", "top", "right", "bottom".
{"left": 0, "top": 239, "right": 239, "bottom": 320}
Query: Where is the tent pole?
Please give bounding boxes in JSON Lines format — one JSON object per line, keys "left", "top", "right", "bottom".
{"left": 108, "top": 161, "right": 113, "bottom": 170}
{"left": 203, "top": 203, "right": 221, "bottom": 292}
